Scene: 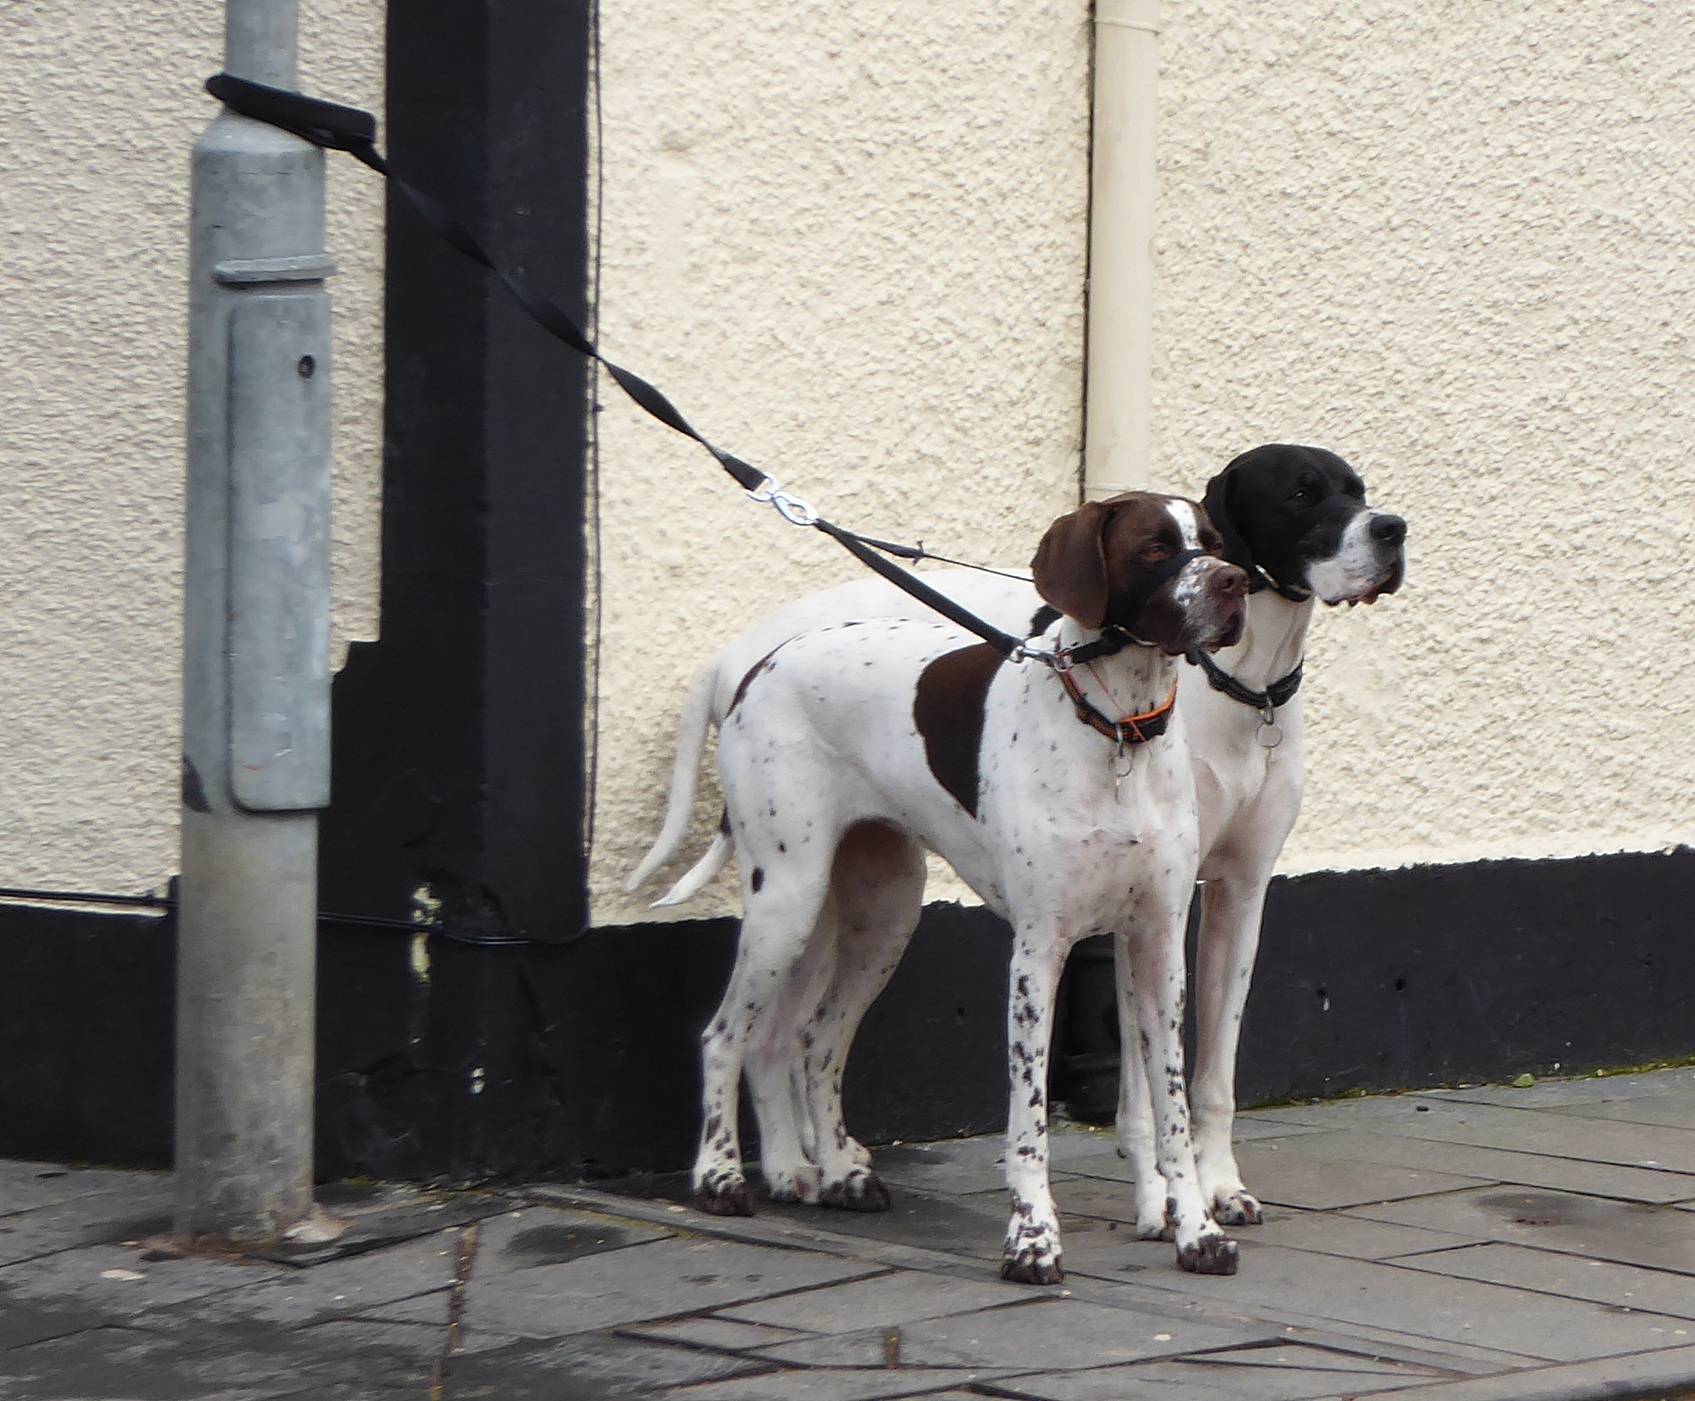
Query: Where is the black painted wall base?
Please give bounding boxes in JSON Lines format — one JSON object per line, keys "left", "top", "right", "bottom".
{"left": 1, "top": 846, "right": 1689, "bottom": 1177}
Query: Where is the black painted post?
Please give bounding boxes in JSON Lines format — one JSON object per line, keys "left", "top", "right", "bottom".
{"left": 313, "top": 2, "right": 594, "bottom": 1178}
{"left": 320, "top": 4, "right": 593, "bottom": 945}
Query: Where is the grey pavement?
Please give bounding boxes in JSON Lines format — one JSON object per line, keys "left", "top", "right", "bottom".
{"left": 4, "top": 1069, "right": 1695, "bottom": 1399}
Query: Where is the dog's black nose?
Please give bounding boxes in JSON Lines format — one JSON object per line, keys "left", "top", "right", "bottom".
{"left": 1370, "top": 514, "right": 1407, "bottom": 546}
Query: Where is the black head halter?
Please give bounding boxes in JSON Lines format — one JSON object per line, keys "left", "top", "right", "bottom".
{"left": 1060, "top": 548, "right": 1208, "bottom": 663}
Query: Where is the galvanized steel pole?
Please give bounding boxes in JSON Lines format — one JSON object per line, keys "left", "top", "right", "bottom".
{"left": 176, "top": 0, "right": 332, "bottom": 1242}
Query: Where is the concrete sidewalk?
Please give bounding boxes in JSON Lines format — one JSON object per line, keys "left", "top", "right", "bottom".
{"left": 3, "top": 1069, "right": 1695, "bottom": 1400}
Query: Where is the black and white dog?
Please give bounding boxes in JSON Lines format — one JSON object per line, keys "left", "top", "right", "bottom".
{"left": 629, "top": 444, "right": 1406, "bottom": 1265}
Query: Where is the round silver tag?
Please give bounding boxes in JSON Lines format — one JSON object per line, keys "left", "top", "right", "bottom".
{"left": 1255, "top": 722, "right": 1283, "bottom": 750}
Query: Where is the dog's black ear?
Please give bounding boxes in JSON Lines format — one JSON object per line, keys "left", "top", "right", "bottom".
{"left": 1031, "top": 500, "right": 1111, "bottom": 628}
{"left": 1202, "top": 461, "right": 1255, "bottom": 573}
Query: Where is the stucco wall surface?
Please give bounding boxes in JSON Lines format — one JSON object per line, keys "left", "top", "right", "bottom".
{"left": 1149, "top": 0, "right": 1695, "bottom": 874}
{"left": 589, "top": 2, "right": 1093, "bottom": 923}
{"left": 2, "top": 4, "right": 384, "bottom": 894}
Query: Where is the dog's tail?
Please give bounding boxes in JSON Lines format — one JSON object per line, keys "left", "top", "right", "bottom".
{"left": 625, "top": 660, "right": 717, "bottom": 893}
{"left": 651, "top": 829, "right": 733, "bottom": 907}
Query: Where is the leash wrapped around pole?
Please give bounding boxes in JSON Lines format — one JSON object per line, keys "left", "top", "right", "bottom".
{"left": 203, "top": 72, "right": 1035, "bottom": 662}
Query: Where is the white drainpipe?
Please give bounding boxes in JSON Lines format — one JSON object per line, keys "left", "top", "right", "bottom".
{"left": 1084, "top": 0, "right": 1161, "bottom": 501}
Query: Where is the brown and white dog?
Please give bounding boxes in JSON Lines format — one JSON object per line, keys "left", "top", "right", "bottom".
{"left": 683, "top": 490, "right": 1248, "bottom": 1279}
{"left": 630, "top": 445, "right": 1406, "bottom": 1266}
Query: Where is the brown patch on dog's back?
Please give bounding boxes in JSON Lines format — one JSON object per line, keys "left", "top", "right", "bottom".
{"left": 913, "top": 643, "right": 1003, "bottom": 817}
{"left": 726, "top": 647, "right": 781, "bottom": 717}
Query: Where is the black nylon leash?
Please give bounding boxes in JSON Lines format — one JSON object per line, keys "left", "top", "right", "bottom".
{"left": 204, "top": 73, "right": 1032, "bottom": 660}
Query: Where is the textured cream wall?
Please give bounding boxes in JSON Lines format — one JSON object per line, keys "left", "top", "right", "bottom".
{"left": 588, "top": 1, "right": 1094, "bottom": 923}
{"left": 1148, "top": 0, "right": 1695, "bottom": 874}
{"left": 10, "top": 4, "right": 1688, "bottom": 915}
{"left": 2, "top": 3, "right": 384, "bottom": 894}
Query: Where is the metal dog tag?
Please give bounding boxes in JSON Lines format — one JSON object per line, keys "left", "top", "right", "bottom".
{"left": 1255, "top": 704, "right": 1283, "bottom": 750}
{"left": 1112, "top": 737, "right": 1135, "bottom": 793}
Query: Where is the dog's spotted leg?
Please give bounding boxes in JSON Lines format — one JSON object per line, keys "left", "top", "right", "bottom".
{"left": 802, "top": 822, "right": 925, "bottom": 1211}
{"left": 1126, "top": 914, "right": 1238, "bottom": 1276}
{"left": 745, "top": 895, "right": 839, "bottom": 1204}
{"left": 693, "top": 853, "right": 833, "bottom": 1217}
{"left": 1112, "top": 931, "right": 1169, "bottom": 1238}
{"left": 1191, "top": 872, "right": 1274, "bottom": 1226}
{"left": 1001, "top": 926, "right": 1070, "bottom": 1285}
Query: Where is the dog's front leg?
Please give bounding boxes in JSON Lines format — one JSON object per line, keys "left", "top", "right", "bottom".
{"left": 1001, "top": 923, "right": 1071, "bottom": 1285}
{"left": 1126, "top": 913, "right": 1239, "bottom": 1275}
{"left": 1112, "top": 930, "right": 1168, "bottom": 1238}
{"left": 1190, "top": 872, "right": 1273, "bottom": 1226}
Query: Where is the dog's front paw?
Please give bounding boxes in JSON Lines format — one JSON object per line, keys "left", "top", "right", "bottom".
{"left": 693, "top": 1172, "right": 755, "bottom": 1217}
{"left": 764, "top": 1163, "right": 821, "bottom": 1205}
{"left": 819, "top": 1169, "right": 892, "bottom": 1213}
{"left": 1137, "top": 1199, "right": 1176, "bottom": 1241}
{"left": 1210, "top": 1188, "right": 1262, "bottom": 1227}
{"left": 1176, "top": 1229, "right": 1238, "bottom": 1276}
{"left": 1001, "top": 1250, "right": 1065, "bottom": 1286}
{"left": 1002, "top": 1197, "right": 1065, "bottom": 1284}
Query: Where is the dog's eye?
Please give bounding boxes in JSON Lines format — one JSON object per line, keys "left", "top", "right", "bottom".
{"left": 1144, "top": 542, "right": 1171, "bottom": 560}
{"left": 1289, "top": 482, "right": 1318, "bottom": 503}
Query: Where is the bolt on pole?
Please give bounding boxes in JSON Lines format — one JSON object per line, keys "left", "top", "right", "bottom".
{"left": 176, "top": 0, "right": 333, "bottom": 1243}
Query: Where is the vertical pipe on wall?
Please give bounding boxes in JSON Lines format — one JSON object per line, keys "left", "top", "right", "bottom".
{"left": 1084, "top": 0, "right": 1161, "bottom": 501}
{"left": 176, "top": 0, "right": 333, "bottom": 1242}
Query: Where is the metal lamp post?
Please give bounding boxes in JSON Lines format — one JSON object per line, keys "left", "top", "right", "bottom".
{"left": 176, "top": 0, "right": 332, "bottom": 1242}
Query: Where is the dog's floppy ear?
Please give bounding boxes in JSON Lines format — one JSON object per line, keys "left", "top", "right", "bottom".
{"left": 1202, "top": 460, "right": 1254, "bottom": 572}
{"left": 1031, "top": 500, "right": 1111, "bottom": 628}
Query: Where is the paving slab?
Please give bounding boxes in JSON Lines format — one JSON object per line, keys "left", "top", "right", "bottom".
{"left": 1427, "top": 1068, "right": 1695, "bottom": 1109}
{"left": 0, "top": 1319, "right": 432, "bottom": 1401}
{"left": 1234, "top": 1128, "right": 1695, "bottom": 1204}
{"left": 1394, "top": 1241, "right": 1695, "bottom": 1322}
{"left": 621, "top": 1316, "right": 808, "bottom": 1351}
{"left": 462, "top": 1203, "right": 674, "bottom": 1275}
{"left": 719, "top": 1267, "right": 1033, "bottom": 1333}
{"left": 1056, "top": 1146, "right": 1489, "bottom": 1216}
{"left": 1250, "top": 1096, "right": 1695, "bottom": 1174}
{"left": 1242, "top": 1208, "right": 1481, "bottom": 1262}
{"left": 1343, "top": 1186, "right": 1695, "bottom": 1276}
{"left": 653, "top": 1367, "right": 1001, "bottom": 1399}
{"left": 437, "top": 1329, "right": 770, "bottom": 1400}
{"left": 0, "top": 1239, "right": 288, "bottom": 1324}
{"left": 749, "top": 1185, "right": 1012, "bottom": 1261}
{"left": 260, "top": 1183, "right": 512, "bottom": 1266}
{"left": 1534, "top": 1097, "right": 1695, "bottom": 1131}
{"left": 134, "top": 1231, "right": 464, "bottom": 1332}
{"left": 754, "top": 1296, "right": 1266, "bottom": 1373}
{"left": 1055, "top": 1209, "right": 1475, "bottom": 1277}
{"left": 435, "top": 1236, "right": 878, "bottom": 1339}
{"left": 984, "top": 1344, "right": 1448, "bottom": 1401}
{"left": 1122, "top": 1240, "right": 1693, "bottom": 1362}
{"left": 0, "top": 1162, "right": 169, "bottom": 1220}
{"left": 1349, "top": 1341, "right": 1695, "bottom": 1400}
{"left": 0, "top": 1181, "right": 175, "bottom": 1267}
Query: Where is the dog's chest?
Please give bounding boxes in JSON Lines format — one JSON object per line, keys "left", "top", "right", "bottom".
{"left": 976, "top": 696, "right": 1196, "bottom": 928}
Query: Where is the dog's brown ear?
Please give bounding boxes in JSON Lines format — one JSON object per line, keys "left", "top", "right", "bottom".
{"left": 1031, "top": 501, "right": 1111, "bottom": 628}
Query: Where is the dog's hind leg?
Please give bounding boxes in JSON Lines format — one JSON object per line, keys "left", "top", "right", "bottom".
{"left": 1190, "top": 872, "right": 1273, "bottom": 1226}
{"left": 801, "top": 821, "right": 926, "bottom": 1211}
{"left": 694, "top": 848, "right": 833, "bottom": 1217}
{"left": 1113, "top": 930, "right": 1169, "bottom": 1239}
{"left": 745, "top": 892, "right": 838, "bottom": 1204}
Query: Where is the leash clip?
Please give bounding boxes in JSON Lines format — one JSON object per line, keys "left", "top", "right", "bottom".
{"left": 746, "top": 476, "right": 818, "bottom": 528}
{"left": 1010, "top": 643, "right": 1058, "bottom": 670}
